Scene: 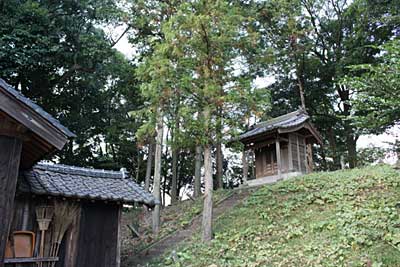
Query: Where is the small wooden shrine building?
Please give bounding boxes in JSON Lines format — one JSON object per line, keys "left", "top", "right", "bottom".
{"left": 239, "top": 109, "right": 322, "bottom": 186}
{"left": 0, "top": 79, "right": 155, "bottom": 267}
{"left": 7, "top": 163, "right": 155, "bottom": 267}
{"left": 0, "top": 78, "right": 75, "bottom": 266}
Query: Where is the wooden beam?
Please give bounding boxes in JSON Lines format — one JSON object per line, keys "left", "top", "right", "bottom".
{"left": 275, "top": 138, "right": 282, "bottom": 178}
{"left": 288, "top": 134, "right": 293, "bottom": 172}
{"left": 270, "top": 149, "right": 274, "bottom": 175}
{"left": 0, "top": 88, "right": 68, "bottom": 150}
{"left": 0, "top": 136, "right": 22, "bottom": 267}
{"left": 4, "top": 257, "right": 59, "bottom": 263}
{"left": 307, "top": 144, "right": 313, "bottom": 173}
{"left": 116, "top": 206, "right": 122, "bottom": 267}
{"left": 303, "top": 138, "right": 308, "bottom": 173}
{"left": 296, "top": 135, "right": 301, "bottom": 172}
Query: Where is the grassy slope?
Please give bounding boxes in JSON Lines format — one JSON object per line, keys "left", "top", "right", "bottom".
{"left": 121, "top": 190, "right": 232, "bottom": 260}
{"left": 155, "top": 165, "right": 400, "bottom": 267}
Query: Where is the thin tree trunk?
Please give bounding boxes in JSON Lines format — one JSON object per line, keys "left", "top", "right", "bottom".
{"left": 297, "top": 57, "right": 306, "bottom": 110}
{"left": 215, "top": 107, "right": 223, "bottom": 189}
{"left": 152, "top": 108, "right": 163, "bottom": 234}
{"left": 202, "top": 143, "right": 213, "bottom": 242}
{"left": 327, "top": 127, "right": 340, "bottom": 169}
{"left": 216, "top": 142, "right": 223, "bottom": 189}
{"left": 346, "top": 133, "right": 358, "bottom": 169}
{"left": 171, "top": 148, "right": 178, "bottom": 204}
{"left": 135, "top": 149, "right": 142, "bottom": 181}
{"left": 144, "top": 141, "right": 154, "bottom": 192}
{"left": 171, "top": 118, "right": 179, "bottom": 205}
{"left": 202, "top": 108, "right": 213, "bottom": 242}
{"left": 242, "top": 149, "right": 248, "bottom": 184}
{"left": 194, "top": 146, "right": 202, "bottom": 198}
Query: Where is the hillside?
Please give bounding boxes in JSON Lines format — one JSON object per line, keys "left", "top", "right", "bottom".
{"left": 152, "top": 165, "right": 400, "bottom": 267}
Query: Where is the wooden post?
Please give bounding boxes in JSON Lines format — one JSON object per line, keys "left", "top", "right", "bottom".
{"left": 288, "top": 134, "right": 293, "bottom": 172}
{"left": 275, "top": 138, "right": 282, "bottom": 178}
{"left": 296, "top": 135, "right": 301, "bottom": 172}
{"left": 242, "top": 149, "right": 248, "bottom": 184}
{"left": 0, "top": 135, "right": 23, "bottom": 266}
{"left": 307, "top": 144, "right": 313, "bottom": 173}
{"left": 270, "top": 149, "right": 274, "bottom": 175}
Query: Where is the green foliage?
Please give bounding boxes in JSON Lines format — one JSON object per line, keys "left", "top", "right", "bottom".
{"left": 344, "top": 39, "right": 400, "bottom": 133}
{"left": 135, "top": 0, "right": 271, "bottom": 149}
{"left": 0, "top": 0, "right": 145, "bottom": 175}
{"left": 153, "top": 166, "right": 400, "bottom": 266}
{"left": 357, "top": 146, "right": 388, "bottom": 167}
{"left": 255, "top": 0, "right": 399, "bottom": 169}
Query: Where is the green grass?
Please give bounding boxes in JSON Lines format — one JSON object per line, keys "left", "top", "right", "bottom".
{"left": 154, "top": 165, "right": 400, "bottom": 267}
{"left": 121, "top": 189, "right": 232, "bottom": 260}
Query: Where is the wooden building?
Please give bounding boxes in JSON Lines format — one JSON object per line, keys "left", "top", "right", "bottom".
{"left": 0, "top": 79, "right": 156, "bottom": 267}
{"left": 0, "top": 78, "right": 75, "bottom": 266}
{"left": 239, "top": 110, "right": 322, "bottom": 186}
{"left": 6, "top": 163, "right": 155, "bottom": 267}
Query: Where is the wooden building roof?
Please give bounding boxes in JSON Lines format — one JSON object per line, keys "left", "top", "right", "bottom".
{"left": 239, "top": 109, "right": 323, "bottom": 144}
{"left": 0, "top": 79, "right": 75, "bottom": 169}
{"left": 19, "top": 163, "right": 156, "bottom": 206}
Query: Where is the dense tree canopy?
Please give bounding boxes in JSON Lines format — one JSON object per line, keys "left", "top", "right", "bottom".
{"left": 0, "top": 0, "right": 145, "bottom": 175}
{"left": 253, "top": 0, "right": 399, "bottom": 169}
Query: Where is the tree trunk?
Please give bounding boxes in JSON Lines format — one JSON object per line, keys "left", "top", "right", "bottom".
{"left": 215, "top": 107, "right": 223, "bottom": 189}
{"left": 135, "top": 149, "right": 142, "bottom": 181}
{"left": 242, "top": 149, "right": 248, "bottom": 184}
{"left": 194, "top": 146, "right": 202, "bottom": 198}
{"left": 0, "top": 136, "right": 23, "bottom": 266}
{"left": 327, "top": 127, "right": 340, "bottom": 169}
{"left": 202, "top": 143, "right": 213, "bottom": 242}
{"left": 297, "top": 71, "right": 306, "bottom": 110}
{"left": 171, "top": 147, "right": 178, "bottom": 204}
{"left": 338, "top": 85, "right": 358, "bottom": 168}
{"left": 346, "top": 133, "right": 358, "bottom": 169}
{"left": 171, "top": 118, "right": 179, "bottom": 205}
{"left": 144, "top": 141, "right": 154, "bottom": 192}
{"left": 152, "top": 109, "right": 163, "bottom": 234}
{"left": 216, "top": 142, "right": 223, "bottom": 189}
{"left": 202, "top": 108, "right": 213, "bottom": 242}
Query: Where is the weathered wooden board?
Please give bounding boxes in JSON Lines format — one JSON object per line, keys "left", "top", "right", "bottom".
{"left": 0, "top": 88, "right": 68, "bottom": 150}
{"left": 0, "top": 136, "right": 22, "bottom": 267}
{"left": 75, "top": 203, "right": 120, "bottom": 267}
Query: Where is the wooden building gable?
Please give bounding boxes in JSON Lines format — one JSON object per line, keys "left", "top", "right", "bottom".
{"left": 0, "top": 79, "right": 75, "bottom": 169}
{"left": 1, "top": 78, "right": 75, "bottom": 266}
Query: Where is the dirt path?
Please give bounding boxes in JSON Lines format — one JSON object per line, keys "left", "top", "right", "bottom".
{"left": 125, "top": 188, "right": 252, "bottom": 267}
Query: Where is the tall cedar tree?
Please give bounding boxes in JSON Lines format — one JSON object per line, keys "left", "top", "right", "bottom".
{"left": 154, "top": 0, "right": 262, "bottom": 241}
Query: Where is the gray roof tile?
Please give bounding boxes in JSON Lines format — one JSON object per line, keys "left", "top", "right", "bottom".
{"left": 239, "top": 109, "right": 309, "bottom": 141}
{"left": 20, "top": 163, "right": 156, "bottom": 206}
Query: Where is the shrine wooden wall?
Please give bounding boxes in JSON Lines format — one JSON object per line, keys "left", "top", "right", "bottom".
{"left": 7, "top": 195, "right": 122, "bottom": 267}
{"left": 254, "top": 133, "right": 308, "bottom": 179}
